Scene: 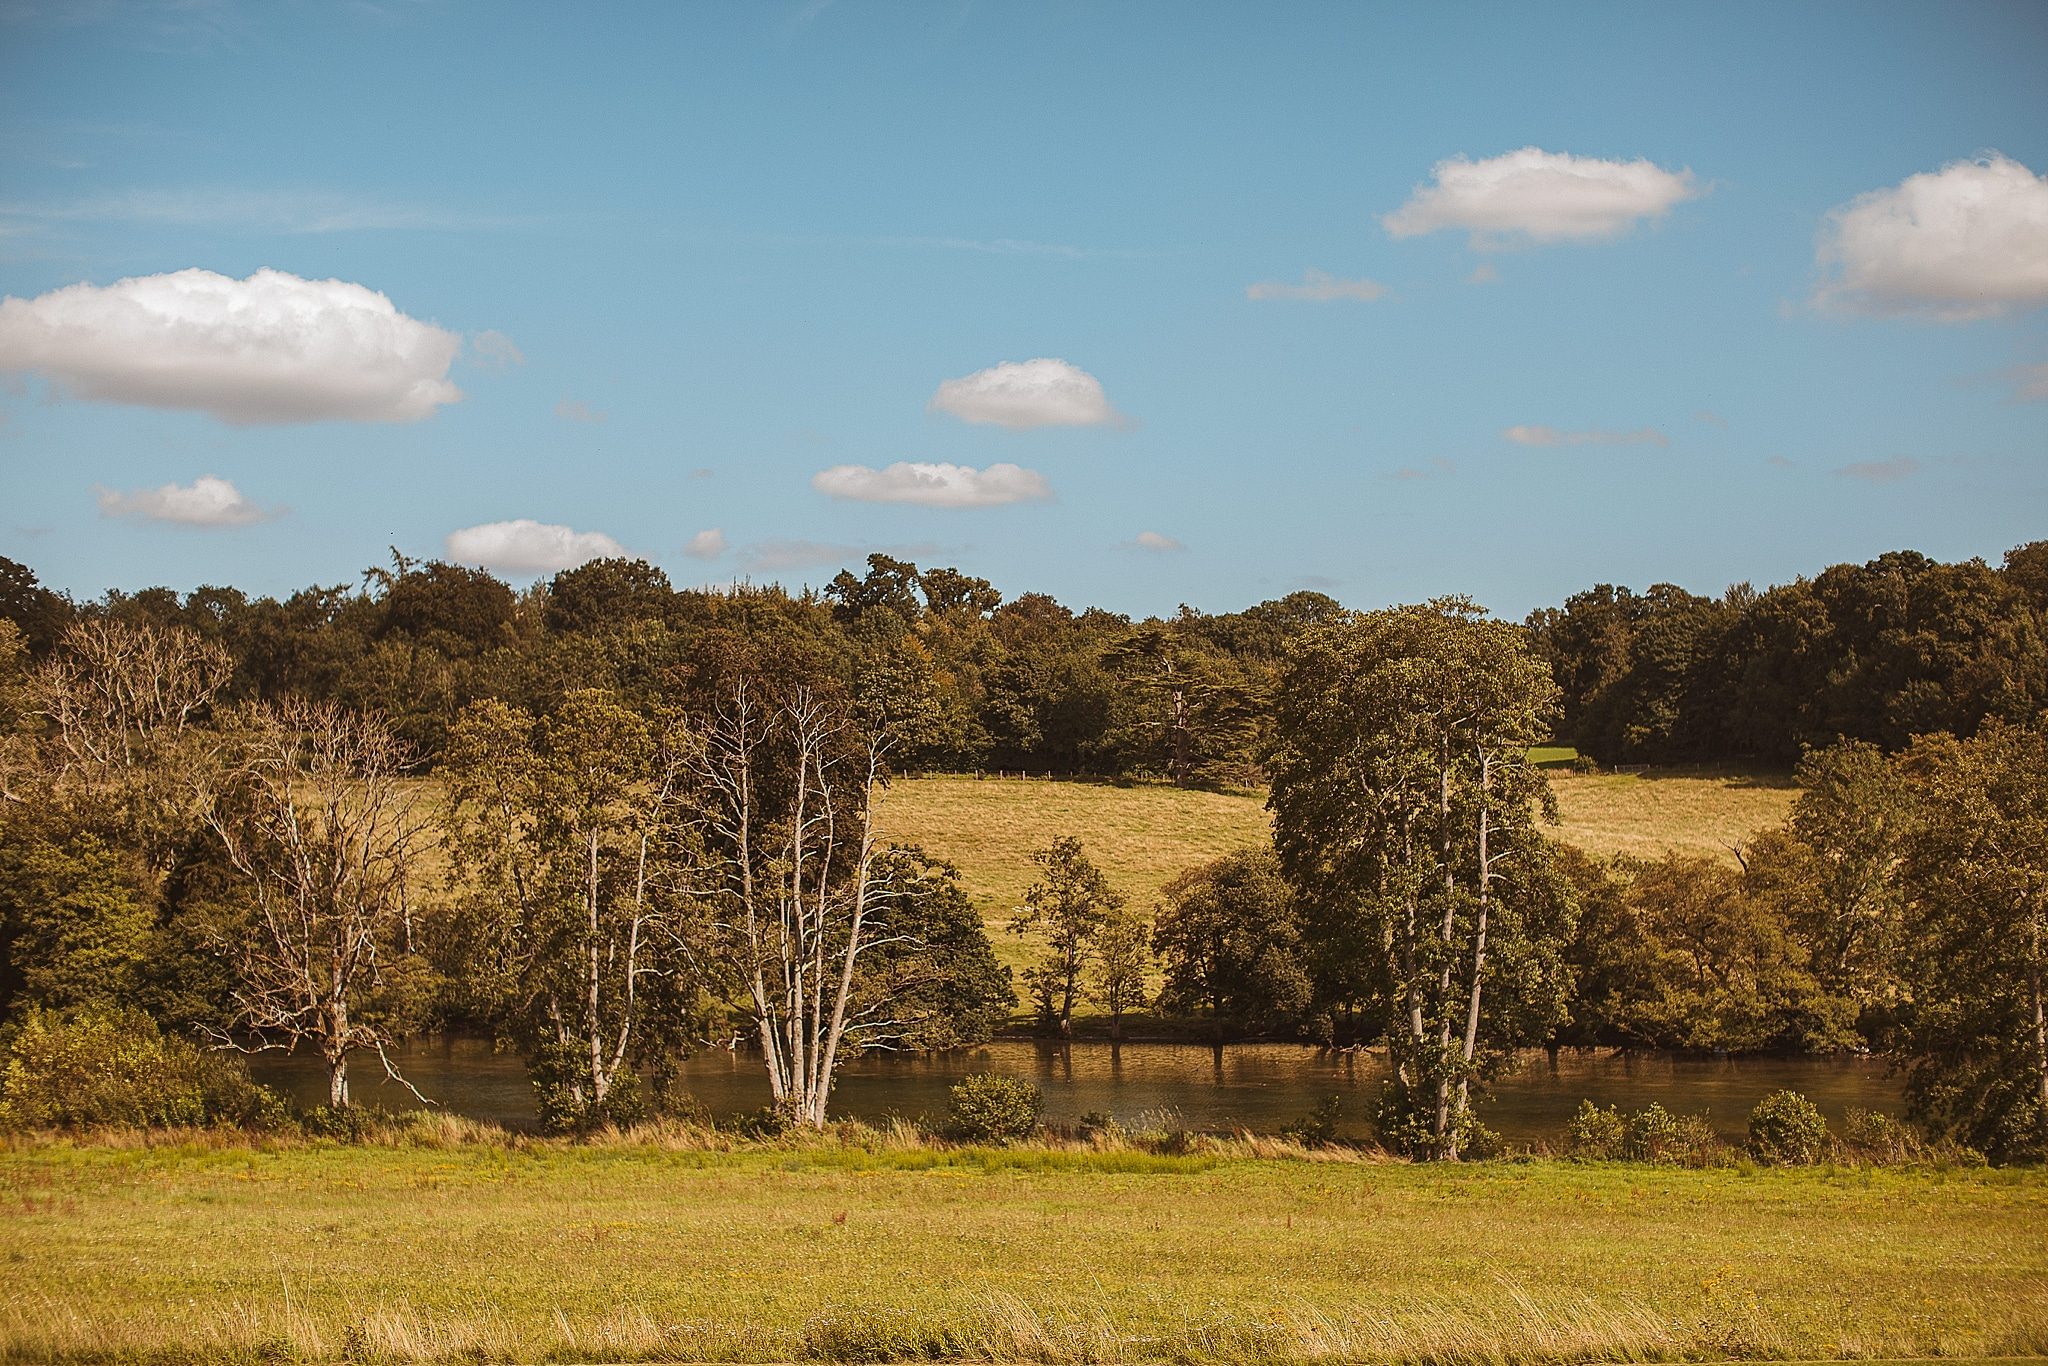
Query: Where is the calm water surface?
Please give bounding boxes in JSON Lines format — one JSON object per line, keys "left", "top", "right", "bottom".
{"left": 252, "top": 1038, "right": 1901, "bottom": 1141}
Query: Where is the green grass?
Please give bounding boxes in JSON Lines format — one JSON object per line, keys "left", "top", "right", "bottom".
{"left": 2, "top": 1134, "right": 2042, "bottom": 1364}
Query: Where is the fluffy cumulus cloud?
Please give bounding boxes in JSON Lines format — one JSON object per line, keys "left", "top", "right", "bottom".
{"left": 1814, "top": 154, "right": 2048, "bottom": 320}
{"left": 684, "top": 528, "right": 727, "bottom": 559}
{"left": 1245, "top": 269, "right": 1386, "bottom": 302}
{"left": 1504, "top": 424, "right": 1669, "bottom": 448}
{"left": 0, "top": 268, "right": 462, "bottom": 424}
{"left": 927, "top": 358, "right": 1122, "bottom": 430}
{"left": 444, "top": 519, "right": 625, "bottom": 574}
{"left": 1131, "top": 530, "right": 1184, "bottom": 551}
{"left": 1383, "top": 148, "right": 1701, "bottom": 248}
{"left": 94, "top": 474, "right": 276, "bottom": 527}
{"left": 811, "top": 461, "right": 1051, "bottom": 507}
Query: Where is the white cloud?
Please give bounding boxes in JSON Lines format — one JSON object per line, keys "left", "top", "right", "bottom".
{"left": 444, "top": 519, "right": 625, "bottom": 574}
{"left": 1835, "top": 457, "right": 1919, "bottom": 484}
{"left": 469, "top": 329, "right": 524, "bottom": 369}
{"left": 0, "top": 267, "right": 463, "bottom": 424}
{"left": 1131, "top": 530, "right": 1184, "bottom": 551}
{"left": 1504, "top": 424, "right": 1669, "bottom": 449}
{"left": 1814, "top": 154, "right": 2048, "bottom": 319}
{"left": 555, "top": 398, "right": 606, "bottom": 424}
{"left": 94, "top": 473, "right": 276, "bottom": 527}
{"left": 1383, "top": 147, "right": 1701, "bottom": 248}
{"left": 811, "top": 461, "right": 1052, "bottom": 507}
{"left": 2009, "top": 362, "right": 2048, "bottom": 402}
{"left": 684, "top": 527, "right": 727, "bottom": 559}
{"left": 927, "top": 358, "right": 1122, "bottom": 430}
{"left": 1466, "top": 262, "right": 1500, "bottom": 285}
{"left": 1245, "top": 269, "right": 1386, "bottom": 303}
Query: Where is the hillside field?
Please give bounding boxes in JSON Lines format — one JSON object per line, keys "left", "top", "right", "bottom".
{"left": 873, "top": 762, "right": 1799, "bottom": 958}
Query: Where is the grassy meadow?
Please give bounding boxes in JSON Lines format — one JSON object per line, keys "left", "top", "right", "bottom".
{"left": 2, "top": 1132, "right": 2042, "bottom": 1365}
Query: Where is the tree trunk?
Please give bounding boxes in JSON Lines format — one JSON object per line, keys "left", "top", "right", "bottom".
{"left": 328, "top": 1050, "right": 349, "bottom": 1108}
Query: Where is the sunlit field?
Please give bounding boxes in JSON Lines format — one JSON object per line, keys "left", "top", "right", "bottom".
{"left": 2, "top": 1135, "right": 2041, "bottom": 1365}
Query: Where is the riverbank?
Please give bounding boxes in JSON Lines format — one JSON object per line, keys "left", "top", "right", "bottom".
{"left": 2, "top": 1131, "right": 2040, "bottom": 1364}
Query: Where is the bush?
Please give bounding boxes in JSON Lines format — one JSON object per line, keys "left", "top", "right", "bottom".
{"left": 1280, "top": 1094, "right": 1343, "bottom": 1147}
{"left": 1839, "top": 1107, "right": 1923, "bottom": 1164}
{"left": 1565, "top": 1099, "right": 1626, "bottom": 1158}
{"left": 1621, "top": 1102, "right": 1724, "bottom": 1165}
{"left": 945, "top": 1073, "right": 1041, "bottom": 1143}
{"left": 1747, "top": 1089, "right": 1828, "bottom": 1164}
{"left": 0, "top": 1006, "right": 287, "bottom": 1131}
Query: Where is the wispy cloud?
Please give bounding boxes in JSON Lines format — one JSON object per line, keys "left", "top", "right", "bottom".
{"left": 555, "top": 398, "right": 607, "bottom": 424}
{"left": 1129, "top": 530, "right": 1184, "bottom": 552}
{"left": 469, "top": 330, "right": 524, "bottom": 370}
{"left": 1834, "top": 457, "right": 1919, "bottom": 484}
{"left": 1246, "top": 269, "right": 1386, "bottom": 303}
{"left": 1503, "top": 424, "right": 1669, "bottom": 449}
{"left": 1386, "top": 457, "right": 1457, "bottom": 482}
{"left": 0, "top": 188, "right": 523, "bottom": 235}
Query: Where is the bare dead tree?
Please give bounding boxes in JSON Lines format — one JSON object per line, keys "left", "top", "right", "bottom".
{"left": 695, "top": 684, "right": 907, "bottom": 1127}
{"left": 30, "top": 618, "right": 233, "bottom": 872}
{"left": 199, "top": 697, "right": 431, "bottom": 1108}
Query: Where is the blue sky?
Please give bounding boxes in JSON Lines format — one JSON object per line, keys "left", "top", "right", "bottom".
{"left": 1, "top": 0, "right": 2044, "bottom": 619}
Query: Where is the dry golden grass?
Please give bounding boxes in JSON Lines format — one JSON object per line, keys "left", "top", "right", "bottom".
{"left": 1, "top": 1136, "right": 2042, "bottom": 1365}
{"left": 875, "top": 765, "right": 1799, "bottom": 951}
{"left": 1546, "top": 767, "right": 1799, "bottom": 865}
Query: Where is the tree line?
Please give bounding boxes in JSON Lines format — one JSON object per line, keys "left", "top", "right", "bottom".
{"left": 3, "top": 544, "right": 2046, "bottom": 1160}
{"left": 8, "top": 541, "right": 2043, "bottom": 783}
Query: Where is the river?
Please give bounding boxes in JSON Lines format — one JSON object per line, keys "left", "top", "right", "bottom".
{"left": 251, "top": 1037, "right": 1902, "bottom": 1142}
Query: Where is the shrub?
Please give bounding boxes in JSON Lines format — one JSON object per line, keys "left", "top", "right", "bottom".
{"left": 1747, "top": 1089, "right": 1828, "bottom": 1164}
{"left": 945, "top": 1073, "right": 1041, "bottom": 1143}
{"left": 0, "top": 1006, "right": 287, "bottom": 1131}
{"left": 1280, "top": 1094, "right": 1343, "bottom": 1147}
{"left": 1839, "top": 1107, "right": 1923, "bottom": 1164}
{"left": 1565, "top": 1099, "right": 1626, "bottom": 1158}
{"left": 1621, "top": 1102, "right": 1725, "bottom": 1165}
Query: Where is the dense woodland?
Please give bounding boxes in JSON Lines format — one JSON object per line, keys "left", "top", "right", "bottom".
{"left": 2, "top": 542, "right": 2046, "bottom": 1160}
{"left": 6, "top": 543, "right": 2045, "bottom": 780}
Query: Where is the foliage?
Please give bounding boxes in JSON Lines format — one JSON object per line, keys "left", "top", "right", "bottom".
{"left": 440, "top": 690, "right": 710, "bottom": 1128}
{"left": 0, "top": 1006, "right": 285, "bottom": 1131}
{"left": 1746, "top": 1089, "right": 1828, "bottom": 1164}
{"left": 855, "top": 848, "right": 1015, "bottom": 1050}
{"left": 1087, "top": 902, "right": 1151, "bottom": 1040}
{"left": 1893, "top": 723, "right": 2048, "bottom": 1163}
{"left": 1271, "top": 598, "right": 1572, "bottom": 1158}
{"left": 944, "top": 1072, "right": 1042, "bottom": 1143}
{"left": 1009, "top": 837, "right": 1123, "bottom": 1037}
{"left": 1564, "top": 1100, "right": 1626, "bottom": 1159}
{"left": 1278, "top": 1093, "right": 1343, "bottom": 1147}
{"left": 1607, "top": 854, "right": 1858, "bottom": 1053}
{"left": 1152, "top": 848, "right": 1310, "bottom": 1038}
